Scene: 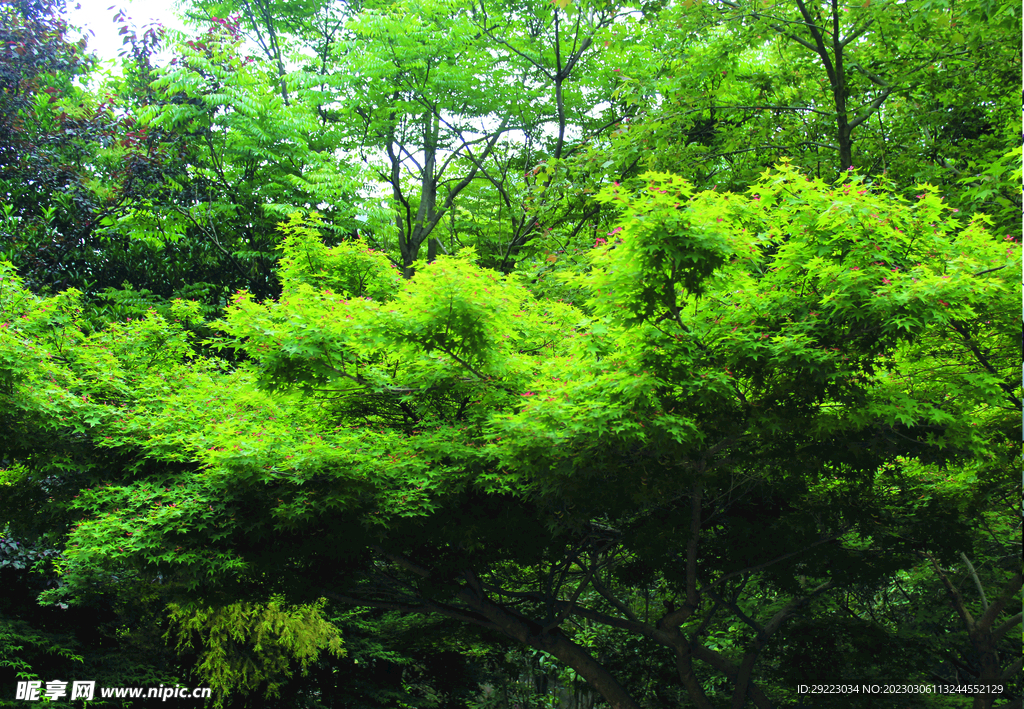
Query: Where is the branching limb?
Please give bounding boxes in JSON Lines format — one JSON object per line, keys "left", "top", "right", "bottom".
{"left": 961, "top": 552, "right": 990, "bottom": 612}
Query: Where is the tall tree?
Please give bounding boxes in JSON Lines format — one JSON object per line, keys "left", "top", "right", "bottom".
{"left": 189, "top": 0, "right": 634, "bottom": 274}
{"left": 98, "top": 15, "right": 366, "bottom": 304}
{"left": 599, "top": 0, "right": 1021, "bottom": 201}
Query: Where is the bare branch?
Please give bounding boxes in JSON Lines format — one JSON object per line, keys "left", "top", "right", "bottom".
{"left": 926, "top": 552, "right": 976, "bottom": 632}
{"left": 978, "top": 572, "right": 1023, "bottom": 633}
{"left": 993, "top": 612, "right": 1023, "bottom": 644}
{"left": 960, "top": 552, "right": 989, "bottom": 612}
{"left": 847, "top": 88, "right": 893, "bottom": 131}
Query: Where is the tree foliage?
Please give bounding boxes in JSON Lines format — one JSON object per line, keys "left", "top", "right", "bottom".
{"left": 3, "top": 158, "right": 1020, "bottom": 706}
{"left": 166, "top": 596, "right": 345, "bottom": 705}
{"left": 0, "top": 0, "right": 1020, "bottom": 706}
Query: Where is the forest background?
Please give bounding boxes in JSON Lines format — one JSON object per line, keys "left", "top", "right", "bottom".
{"left": 0, "top": 0, "right": 1021, "bottom": 707}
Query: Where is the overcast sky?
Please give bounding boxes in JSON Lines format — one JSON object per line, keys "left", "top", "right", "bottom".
{"left": 66, "top": 0, "right": 188, "bottom": 65}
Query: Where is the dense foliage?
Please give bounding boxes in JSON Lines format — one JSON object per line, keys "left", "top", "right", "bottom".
{"left": 1, "top": 0, "right": 1020, "bottom": 707}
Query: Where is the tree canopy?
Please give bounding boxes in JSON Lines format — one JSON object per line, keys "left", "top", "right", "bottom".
{"left": 0, "top": 0, "right": 1020, "bottom": 707}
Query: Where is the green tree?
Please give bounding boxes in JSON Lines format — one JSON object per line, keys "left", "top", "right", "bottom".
{"left": 0, "top": 0, "right": 101, "bottom": 293}
{"left": 165, "top": 596, "right": 345, "bottom": 706}
{"left": 3, "top": 161, "right": 1018, "bottom": 706}
{"left": 600, "top": 0, "right": 1021, "bottom": 209}
{"left": 192, "top": 0, "right": 634, "bottom": 275}
{"left": 114, "top": 17, "right": 365, "bottom": 300}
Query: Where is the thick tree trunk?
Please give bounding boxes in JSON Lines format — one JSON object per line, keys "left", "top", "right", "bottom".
{"left": 971, "top": 572, "right": 1023, "bottom": 709}
{"left": 537, "top": 631, "right": 642, "bottom": 709}
{"left": 458, "top": 587, "right": 642, "bottom": 709}
{"left": 928, "top": 555, "right": 1022, "bottom": 709}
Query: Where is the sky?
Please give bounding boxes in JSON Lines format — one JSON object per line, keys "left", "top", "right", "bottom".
{"left": 66, "top": 0, "right": 188, "bottom": 65}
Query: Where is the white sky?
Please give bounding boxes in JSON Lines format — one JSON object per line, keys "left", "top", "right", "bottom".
{"left": 66, "top": 0, "right": 188, "bottom": 65}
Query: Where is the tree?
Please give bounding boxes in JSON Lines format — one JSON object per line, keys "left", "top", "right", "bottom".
{"left": 455, "top": 0, "right": 640, "bottom": 273}
{"left": 3, "top": 159, "right": 1018, "bottom": 706}
{"left": 111, "top": 16, "right": 366, "bottom": 301}
{"left": 198, "top": 0, "right": 636, "bottom": 275}
{"left": 0, "top": 0, "right": 101, "bottom": 293}
{"left": 598, "top": 0, "right": 1022, "bottom": 210}
{"left": 341, "top": 0, "right": 516, "bottom": 275}
{"left": 0, "top": 0, "right": 374, "bottom": 327}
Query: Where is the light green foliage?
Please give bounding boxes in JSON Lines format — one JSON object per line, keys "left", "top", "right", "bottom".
{"left": 336, "top": 0, "right": 524, "bottom": 269}
{"left": 224, "top": 216, "right": 580, "bottom": 401}
{"left": 496, "top": 163, "right": 1017, "bottom": 502}
{"left": 5, "top": 227, "right": 583, "bottom": 587}
{"left": 0, "top": 262, "right": 199, "bottom": 437}
{"left": 127, "top": 21, "right": 362, "bottom": 241}
{"left": 324, "top": 0, "right": 630, "bottom": 271}
{"left": 166, "top": 596, "right": 344, "bottom": 704}
{"left": 601, "top": 0, "right": 1022, "bottom": 223}
{"left": 956, "top": 144, "right": 1023, "bottom": 230}
{"left": 3, "top": 0, "right": 1021, "bottom": 704}
{"left": 216, "top": 234, "right": 583, "bottom": 497}
{"left": 274, "top": 212, "right": 403, "bottom": 301}
{"left": 4, "top": 160, "right": 1016, "bottom": 547}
